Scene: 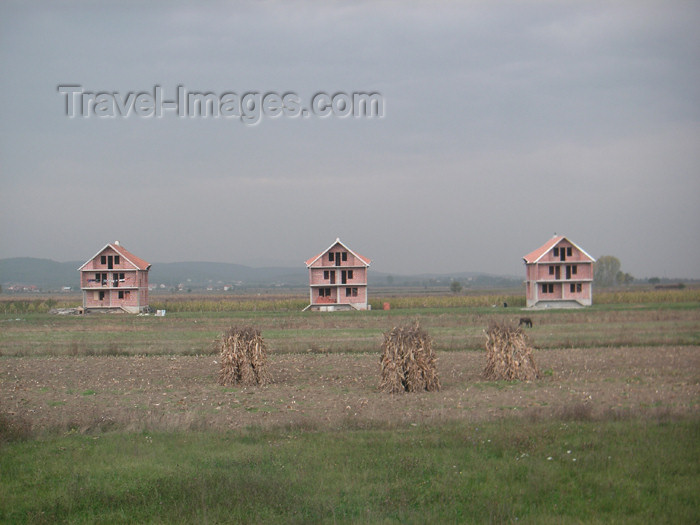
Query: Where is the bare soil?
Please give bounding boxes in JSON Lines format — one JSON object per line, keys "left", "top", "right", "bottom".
{"left": 2, "top": 346, "right": 699, "bottom": 434}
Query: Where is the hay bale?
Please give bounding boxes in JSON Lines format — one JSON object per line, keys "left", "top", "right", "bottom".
{"left": 482, "top": 320, "right": 539, "bottom": 381}
{"left": 379, "top": 321, "right": 440, "bottom": 393}
{"left": 216, "top": 326, "right": 271, "bottom": 386}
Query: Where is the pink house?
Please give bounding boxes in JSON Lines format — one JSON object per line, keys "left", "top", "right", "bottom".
{"left": 78, "top": 241, "right": 151, "bottom": 313}
{"left": 523, "top": 235, "right": 595, "bottom": 308}
{"left": 304, "top": 238, "right": 371, "bottom": 311}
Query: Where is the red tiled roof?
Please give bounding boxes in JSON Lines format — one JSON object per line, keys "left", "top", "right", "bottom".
{"left": 305, "top": 238, "right": 371, "bottom": 267}
{"left": 78, "top": 242, "right": 151, "bottom": 271}
{"left": 522, "top": 235, "right": 595, "bottom": 263}
{"left": 110, "top": 243, "right": 151, "bottom": 270}
{"left": 305, "top": 250, "right": 325, "bottom": 267}
{"left": 356, "top": 252, "right": 371, "bottom": 265}
{"left": 522, "top": 235, "right": 564, "bottom": 263}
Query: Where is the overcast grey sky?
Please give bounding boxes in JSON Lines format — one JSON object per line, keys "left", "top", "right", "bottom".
{"left": 1, "top": 1, "right": 699, "bottom": 278}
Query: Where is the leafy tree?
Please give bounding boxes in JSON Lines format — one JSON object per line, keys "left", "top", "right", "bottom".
{"left": 616, "top": 271, "right": 634, "bottom": 285}
{"left": 594, "top": 255, "right": 621, "bottom": 287}
{"left": 450, "top": 280, "right": 462, "bottom": 294}
{"left": 648, "top": 277, "right": 660, "bottom": 285}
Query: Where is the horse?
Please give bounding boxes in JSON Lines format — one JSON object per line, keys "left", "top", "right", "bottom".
{"left": 518, "top": 317, "right": 533, "bottom": 328}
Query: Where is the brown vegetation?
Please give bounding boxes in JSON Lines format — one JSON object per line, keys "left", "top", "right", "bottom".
{"left": 379, "top": 321, "right": 440, "bottom": 393}
{"left": 483, "top": 321, "right": 540, "bottom": 381}
{"left": 2, "top": 345, "right": 698, "bottom": 436}
{"left": 216, "top": 326, "right": 271, "bottom": 386}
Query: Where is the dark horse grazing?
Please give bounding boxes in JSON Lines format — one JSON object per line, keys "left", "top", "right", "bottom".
{"left": 518, "top": 317, "right": 533, "bottom": 328}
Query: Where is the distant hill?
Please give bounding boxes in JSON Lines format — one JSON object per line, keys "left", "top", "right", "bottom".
{"left": 0, "top": 257, "right": 522, "bottom": 292}
{"left": 150, "top": 262, "right": 308, "bottom": 288}
{"left": 0, "top": 258, "right": 309, "bottom": 291}
{"left": 0, "top": 258, "right": 83, "bottom": 290}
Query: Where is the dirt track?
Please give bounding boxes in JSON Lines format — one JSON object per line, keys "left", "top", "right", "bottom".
{"left": 2, "top": 346, "right": 699, "bottom": 433}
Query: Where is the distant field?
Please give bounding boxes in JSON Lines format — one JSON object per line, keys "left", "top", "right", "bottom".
{"left": 0, "top": 298, "right": 698, "bottom": 358}
{"left": 1, "top": 291, "right": 698, "bottom": 523}
{"left": 1, "top": 285, "right": 699, "bottom": 314}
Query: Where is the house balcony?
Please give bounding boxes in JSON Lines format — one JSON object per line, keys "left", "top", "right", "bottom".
{"left": 528, "top": 278, "right": 593, "bottom": 283}
{"left": 82, "top": 280, "right": 138, "bottom": 289}
{"left": 313, "top": 263, "right": 367, "bottom": 269}
{"left": 313, "top": 296, "right": 337, "bottom": 304}
{"left": 309, "top": 282, "right": 368, "bottom": 287}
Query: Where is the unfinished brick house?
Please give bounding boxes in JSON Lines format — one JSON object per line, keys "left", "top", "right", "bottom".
{"left": 304, "top": 238, "right": 371, "bottom": 311}
{"left": 523, "top": 235, "right": 595, "bottom": 308}
{"left": 78, "top": 241, "right": 151, "bottom": 313}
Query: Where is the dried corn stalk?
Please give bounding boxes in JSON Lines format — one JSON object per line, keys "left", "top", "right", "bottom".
{"left": 483, "top": 321, "right": 539, "bottom": 381}
{"left": 217, "top": 326, "right": 271, "bottom": 386}
{"left": 379, "top": 321, "right": 440, "bottom": 393}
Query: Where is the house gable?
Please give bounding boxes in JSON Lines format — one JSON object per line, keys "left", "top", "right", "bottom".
{"left": 305, "top": 238, "right": 371, "bottom": 268}
{"left": 79, "top": 242, "right": 151, "bottom": 271}
{"left": 523, "top": 235, "right": 595, "bottom": 264}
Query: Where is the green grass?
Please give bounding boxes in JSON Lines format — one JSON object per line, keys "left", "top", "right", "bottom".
{"left": 2, "top": 287, "right": 698, "bottom": 315}
{"left": 1, "top": 417, "right": 698, "bottom": 524}
{"left": 2, "top": 301, "right": 698, "bottom": 357}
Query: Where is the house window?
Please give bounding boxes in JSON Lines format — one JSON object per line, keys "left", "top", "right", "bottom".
{"left": 118, "top": 291, "right": 124, "bottom": 299}
{"left": 318, "top": 288, "right": 332, "bottom": 297}
{"left": 341, "top": 252, "right": 347, "bottom": 262}
{"left": 542, "top": 283, "right": 554, "bottom": 294}
{"left": 328, "top": 253, "right": 334, "bottom": 262}
{"left": 553, "top": 248, "right": 559, "bottom": 257}
{"left": 567, "top": 247, "right": 572, "bottom": 257}
{"left": 323, "top": 270, "right": 329, "bottom": 280}
{"left": 99, "top": 291, "right": 105, "bottom": 300}
{"left": 95, "top": 272, "right": 100, "bottom": 281}
{"left": 345, "top": 287, "right": 352, "bottom": 297}
{"left": 548, "top": 266, "right": 554, "bottom": 275}
{"left": 570, "top": 283, "right": 576, "bottom": 293}
{"left": 114, "top": 255, "right": 120, "bottom": 265}
{"left": 101, "top": 255, "right": 106, "bottom": 264}
{"left": 577, "top": 283, "right": 582, "bottom": 293}
{"left": 348, "top": 270, "right": 354, "bottom": 280}
{"left": 572, "top": 265, "right": 577, "bottom": 275}
{"left": 119, "top": 273, "right": 125, "bottom": 281}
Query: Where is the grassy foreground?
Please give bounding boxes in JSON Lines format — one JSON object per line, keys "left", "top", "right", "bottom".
{"left": 2, "top": 417, "right": 698, "bottom": 524}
